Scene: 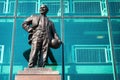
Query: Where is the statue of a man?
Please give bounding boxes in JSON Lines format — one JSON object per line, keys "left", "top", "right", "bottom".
{"left": 22, "top": 4, "right": 61, "bottom": 68}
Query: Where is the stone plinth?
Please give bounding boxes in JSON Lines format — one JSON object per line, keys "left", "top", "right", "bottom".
{"left": 15, "top": 68, "right": 61, "bottom": 80}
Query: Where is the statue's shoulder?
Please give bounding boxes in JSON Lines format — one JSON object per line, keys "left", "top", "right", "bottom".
{"left": 49, "top": 20, "right": 54, "bottom": 25}
{"left": 24, "top": 15, "right": 35, "bottom": 21}
{"left": 47, "top": 18, "right": 53, "bottom": 23}
{"left": 25, "top": 15, "right": 39, "bottom": 21}
{"left": 30, "top": 15, "right": 39, "bottom": 18}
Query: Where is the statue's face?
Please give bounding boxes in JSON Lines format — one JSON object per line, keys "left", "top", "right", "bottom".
{"left": 40, "top": 5, "right": 48, "bottom": 14}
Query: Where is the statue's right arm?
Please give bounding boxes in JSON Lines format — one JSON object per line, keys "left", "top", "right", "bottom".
{"left": 22, "top": 15, "right": 33, "bottom": 33}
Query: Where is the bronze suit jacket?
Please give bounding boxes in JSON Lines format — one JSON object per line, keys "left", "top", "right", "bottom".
{"left": 22, "top": 15, "right": 60, "bottom": 45}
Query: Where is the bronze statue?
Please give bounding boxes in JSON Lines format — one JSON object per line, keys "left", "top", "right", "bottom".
{"left": 22, "top": 4, "right": 61, "bottom": 68}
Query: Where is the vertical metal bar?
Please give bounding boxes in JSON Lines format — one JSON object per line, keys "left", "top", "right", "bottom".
{"left": 5, "top": 0, "right": 9, "bottom": 13}
{"left": 105, "top": 0, "right": 118, "bottom": 80}
{"left": 37, "top": 0, "right": 41, "bottom": 13}
{"left": 9, "top": 0, "right": 18, "bottom": 80}
{"left": 69, "top": 0, "right": 73, "bottom": 13}
{"left": 60, "top": 0, "right": 64, "bottom": 80}
{"left": 107, "top": 19, "right": 118, "bottom": 80}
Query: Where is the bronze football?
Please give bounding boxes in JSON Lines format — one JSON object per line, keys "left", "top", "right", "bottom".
{"left": 50, "top": 39, "right": 61, "bottom": 49}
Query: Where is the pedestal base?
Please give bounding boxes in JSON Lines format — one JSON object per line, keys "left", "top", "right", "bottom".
{"left": 15, "top": 68, "right": 61, "bottom": 80}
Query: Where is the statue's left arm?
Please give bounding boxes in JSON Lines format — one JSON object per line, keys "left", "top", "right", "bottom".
{"left": 51, "top": 22, "right": 61, "bottom": 43}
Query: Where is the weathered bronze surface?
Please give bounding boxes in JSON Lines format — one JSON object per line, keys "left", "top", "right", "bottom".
{"left": 22, "top": 4, "right": 61, "bottom": 68}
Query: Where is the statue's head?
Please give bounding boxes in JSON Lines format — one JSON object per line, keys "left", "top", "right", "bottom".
{"left": 40, "top": 4, "right": 49, "bottom": 15}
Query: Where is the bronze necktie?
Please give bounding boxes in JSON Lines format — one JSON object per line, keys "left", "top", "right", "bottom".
{"left": 41, "top": 16, "right": 45, "bottom": 28}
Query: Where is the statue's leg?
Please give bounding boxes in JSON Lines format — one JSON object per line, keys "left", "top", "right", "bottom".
{"left": 28, "top": 42, "right": 39, "bottom": 68}
{"left": 48, "top": 48, "right": 57, "bottom": 65}
{"left": 38, "top": 38, "right": 49, "bottom": 67}
{"left": 23, "top": 48, "right": 31, "bottom": 62}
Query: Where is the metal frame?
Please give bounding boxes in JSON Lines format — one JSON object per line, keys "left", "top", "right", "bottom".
{"left": 0, "top": 0, "right": 119, "bottom": 80}
{"left": 0, "top": 45, "right": 4, "bottom": 63}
